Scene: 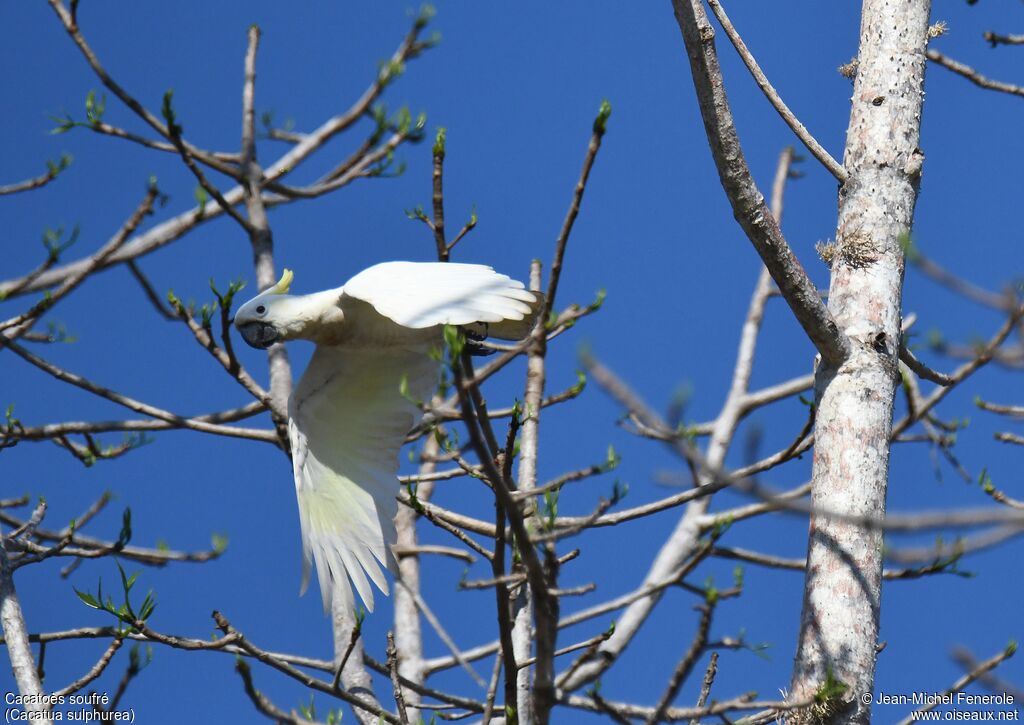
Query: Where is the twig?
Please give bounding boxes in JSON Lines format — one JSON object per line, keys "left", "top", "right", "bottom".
{"left": 706, "top": 1, "right": 845, "bottom": 181}
{"left": 2, "top": 401, "right": 266, "bottom": 444}
{"left": 927, "top": 48, "right": 1024, "bottom": 98}
{"left": 396, "top": 580, "right": 485, "bottom": 687}
{"left": 689, "top": 652, "right": 719, "bottom": 725}
{"left": 740, "top": 373, "right": 814, "bottom": 411}
{"left": 392, "top": 544, "right": 475, "bottom": 564}
{"left": 896, "top": 643, "right": 1018, "bottom": 725}
{"left": 166, "top": 121, "right": 252, "bottom": 232}
{"left": 212, "top": 611, "right": 399, "bottom": 724}
{"left": 1, "top": 185, "right": 157, "bottom": 338}
{"left": 398, "top": 493, "right": 494, "bottom": 560}
{"left": 168, "top": 296, "right": 275, "bottom": 413}
{"left": 515, "top": 459, "right": 614, "bottom": 500}
{"left": 544, "top": 99, "right": 611, "bottom": 320}
{"left": 0, "top": 159, "right": 71, "bottom": 196}
{"left": 47, "top": 0, "right": 223, "bottom": 161}
{"left": 236, "top": 657, "right": 328, "bottom": 725}
{"left": 671, "top": 1, "right": 850, "bottom": 368}
{"left": 427, "top": 547, "right": 713, "bottom": 677}
{"left": 909, "top": 250, "right": 1014, "bottom": 310}
{"left": 492, "top": 410, "right": 519, "bottom": 719}
{"left": 711, "top": 545, "right": 977, "bottom": 580}
{"left": 1, "top": 11, "right": 433, "bottom": 301}
{"left": 646, "top": 603, "right": 715, "bottom": 725}
{"left": 984, "top": 31, "right": 1024, "bottom": 48}
{"left": 0, "top": 337, "right": 278, "bottom": 443}
{"left": 900, "top": 343, "right": 953, "bottom": 385}
{"left": 561, "top": 692, "right": 802, "bottom": 722}
{"left": 2, "top": 510, "right": 223, "bottom": 569}
{"left": 387, "top": 633, "right": 411, "bottom": 725}
{"left": 126, "top": 261, "right": 176, "bottom": 319}
{"left": 517, "top": 629, "right": 613, "bottom": 669}
{"left": 398, "top": 466, "right": 474, "bottom": 484}
{"left": 480, "top": 651, "right": 504, "bottom": 725}
{"left": 976, "top": 399, "right": 1024, "bottom": 418}
{"left": 332, "top": 618, "right": 363, "bottom": 691}
{"left": 11, "top": 624, "right": 484, "bottom": 717}
{"left": 51, "top": 637, "right": 123, "bottom": 698}
{"left": 952, "top": 647, "right": 1024, "bottom": 704}
{"left": 105, "top": 643, "right": 148, "bottom": 710}
{"left": 430, "top": 129, "right": 448, "bottom": 260}
{"left": 558, "top": 149, "right": 796, "bottom": 692}
{"left": 893, "top": 304, "right": 1024, "bottom": 437}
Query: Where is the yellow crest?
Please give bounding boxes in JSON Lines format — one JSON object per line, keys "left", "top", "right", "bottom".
{"left": 271, "top": 268, "right": 294, "bottom": 294}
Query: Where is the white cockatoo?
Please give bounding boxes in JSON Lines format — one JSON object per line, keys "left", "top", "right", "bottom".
{"left": 234, "top": 261, "right": 540, "bottom": 614}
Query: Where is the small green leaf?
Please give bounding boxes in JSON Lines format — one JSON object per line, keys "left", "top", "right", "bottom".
{"left": 74, "top": 587, "right": 101, "bottom": 609}
{"left": 211, "top": 533, "right": 229, "bottom": 554}
{"left": 592, "top": 99, "right": 612, "bottom": 135}
{"left": 45, "top": 153, "right": 73, "bottom": 178}
{"left": 603, "top": 444, "right": 621, "bottom": 472}
{"left": 49, "top": 115, "right": 76, "bottom": 135}
{"left": 161, "top": 89, "right": 181, "bottom": 135}
{"left": 116, "top": 508, "right": 132, "bottom": 550}
{"left": 433, "top": 127, "right": 446, "bottom": 158}
{"left": 405, "top": 204, "right": 428, "bottom": 222}
{"left": 194, "top": 185, "right": 208, "bottom": 215}
{"left": 443, "top": 324, "right": 465, "bottom": 359}
{"left": 897, "top": 230, "right": 919, "bottom": 263}
{"left": 416, "top": 3, "right": 437, "bottom": 27}
{"left": 85, "top": 89, "right": 106, "bottom": 125}
{"left": 814, "top": 668, "right": 849, "bottom": 703}
{"left": 710, "top": 514, "right": 734, "bottom": 538}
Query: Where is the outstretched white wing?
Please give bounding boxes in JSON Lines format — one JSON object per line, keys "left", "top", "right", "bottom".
{"left": 288, "top": 343, "right": 437, "bottom": 613}
{"left": 341, "top": 261, "right": 540, "bottom": 338}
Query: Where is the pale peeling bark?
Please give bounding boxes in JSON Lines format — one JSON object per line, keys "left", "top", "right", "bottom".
{"left": 514, "top": 261, "right": 547, "bottom": 725}
{"left": 393, "top": 435, "right": 439, "bottom": 723}
{"left": 0, "top": 533, "right": 48, "bottom": 718}
{"left": 790, "top": 1, "right": 931, "bottom": 722}
{"left": 332, "top": 599, "right": 382, "bottom": 725}
{"left": 512, "top": 586, "right": 534, "bottom": 723}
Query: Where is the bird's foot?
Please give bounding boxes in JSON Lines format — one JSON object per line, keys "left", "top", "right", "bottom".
{"left": 463, "top": 324, "right": 495, "bottom": 357}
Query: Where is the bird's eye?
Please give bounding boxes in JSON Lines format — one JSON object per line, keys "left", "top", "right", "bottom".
{"left": 256, "top": 305, "right": 266, "bottom": 315}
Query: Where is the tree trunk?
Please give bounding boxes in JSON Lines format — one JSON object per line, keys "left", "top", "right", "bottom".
{"left": 790, "top": 1, "right": 931, "bottom": 722}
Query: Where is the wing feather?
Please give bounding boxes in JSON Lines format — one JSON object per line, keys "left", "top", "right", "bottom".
{"left": 341, "top": 261, "right": 540, "bottom": 334}
{"left": 289, "top": 343, "right": 437, "bottom": 613}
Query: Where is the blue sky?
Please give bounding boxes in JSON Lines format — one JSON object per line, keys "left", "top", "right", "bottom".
{"left": 2, "top": 1, "right": 1022, "bottom": 722}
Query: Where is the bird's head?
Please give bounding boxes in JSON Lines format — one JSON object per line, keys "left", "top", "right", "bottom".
{"left": 234, "top": 268, "right": 295, "bottom": 349}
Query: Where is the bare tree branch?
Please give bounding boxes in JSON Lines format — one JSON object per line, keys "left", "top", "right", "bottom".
{"left": 706, "top": 1, "right": 846, "bottom": 181}
{"left": 896, "top": 643, "right": 1018, "bottom": 725}
{"left": 0, "top": 156, "right": 72, "bottom": 196}
{"left": 0, "top": 526, "right": 47, "bottom": 715}
{"left": 671, "top": 1, "right": 850, "bottom": 368}
{"left": 984, "top": 31, "right": 1024, "bottom": 48}
{"left": 927, "top": 48, "right": 1024, "bottom": 98}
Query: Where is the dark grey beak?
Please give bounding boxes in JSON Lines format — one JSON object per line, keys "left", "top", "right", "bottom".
{"left": 237, "top": 321, "right": 280, "bottom": 349}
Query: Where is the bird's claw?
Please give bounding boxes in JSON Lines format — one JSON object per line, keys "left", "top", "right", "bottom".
{"left": 463, "top": 324, "right": 495, "bottom": 357}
